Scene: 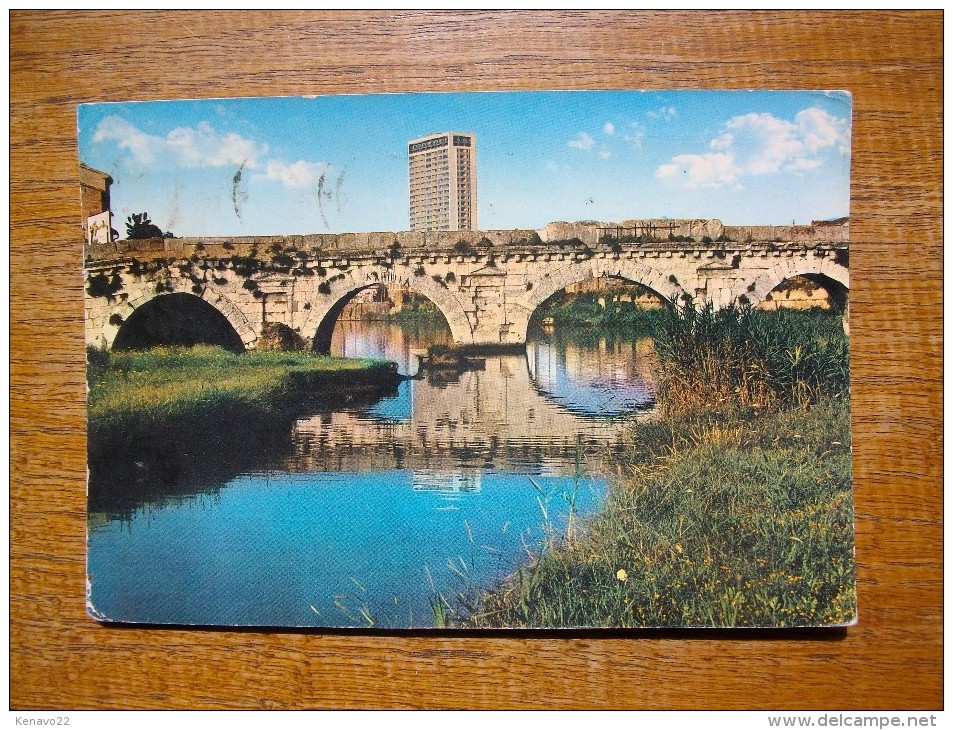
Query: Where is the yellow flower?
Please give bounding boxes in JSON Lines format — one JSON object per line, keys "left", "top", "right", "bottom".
{"left": 616, "top": 569, "right": 628, "bottom": 582}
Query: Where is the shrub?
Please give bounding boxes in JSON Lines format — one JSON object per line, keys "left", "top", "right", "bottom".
{"left": 257, "top": 322, "right": 305, "bottom": 351}
{"left": 273, "top": 252, "right": 295, "bottom": 269}
{"left": 453, "top": 240, "right": 476, "bottom": 256}
{"left": 87, "top": 273, "right": 124, "bottom": 300}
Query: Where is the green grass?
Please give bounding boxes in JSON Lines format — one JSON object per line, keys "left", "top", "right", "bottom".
{"left": 458, "top": 399, "right": 854, "bottom": 628}
{"left": 87, "top": 345, "right": 391, "bottom": 440}
{"left": 87, "top": 345, "right": 399, "bottom": 512}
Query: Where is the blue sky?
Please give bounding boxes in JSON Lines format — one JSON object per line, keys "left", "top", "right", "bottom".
{"left": 78, "top": 90, "right": 851, "bottom": 238}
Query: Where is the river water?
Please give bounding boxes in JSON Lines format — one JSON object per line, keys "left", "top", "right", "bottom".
{"left": 87, "top": 320, "right": 658, "bottom": 627}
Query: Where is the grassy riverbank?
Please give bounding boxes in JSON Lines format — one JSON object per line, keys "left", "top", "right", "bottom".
{"left": 87, "top": 346, "right": 397, "bottom": 510}
{"left": 441, "top": 306, "right": 855, "bottom": 628}
{"left": 88, "top": 345, "right": 393, "bottom": 436}
{"left": 453, "top": 398, "right": 853, "bottom": 628}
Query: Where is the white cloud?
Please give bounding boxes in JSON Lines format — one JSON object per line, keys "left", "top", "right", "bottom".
{"left": 656, "top": 106, "right": 849, "bottom": 188}
{"left": 213, "top": 132, "right": 261, "bottom": 167}
{"left": 709, "top": 132, "right": 733, "bottom": 152}
{"left": 603, "top": 122, "right": 615, "bottom": 136}
{"left": 796, "top": 106, "right": 850, "bottom": 154}
{"left": 93, "top": 115, "right": 332, "bottom": 190}
{"left": 657, "top": 152, "right": 738, "bottom": 188}
{"left": 94, "top": 116, "right": 266, "bottom": 169}
{"left": 93, "top": 116, "right": 159, "bottom": 164}
{"left": 624, "top": 122, "right": 645, "bottom": 149}
{"left": 567, "top": 132, "right": 595, "bottom": 151}
{"left": 598, "top": 149, "right": 612, "bottom": 159}
{"left": 256, "top": 160, "right": 330, "bottom": 188}
{"left": 646, "top": 106, "right": 677, "bottom": 120}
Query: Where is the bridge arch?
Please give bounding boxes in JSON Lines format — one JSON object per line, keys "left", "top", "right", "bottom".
{"left": 739, "top": 258, "right": 849, "bottom": 310}
{"left": 94, "top": 273, "right": 256, "bottom": 351}
{"left": 509, "top": 257, "right": 685, "bottom": 344}
{"left": 112, "top": 292, "right": 246, "bottom": 352}
{"left": 302, "top": 266, "right": 474, "bottom": 353}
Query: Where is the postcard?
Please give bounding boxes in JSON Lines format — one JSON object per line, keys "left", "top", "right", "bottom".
{"left": 82, "top": 90, "right": 854, "bottom": 628}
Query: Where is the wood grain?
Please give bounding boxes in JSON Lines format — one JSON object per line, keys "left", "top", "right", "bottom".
{"left": 10, "top": 10, "right": 942, "bottom": 709}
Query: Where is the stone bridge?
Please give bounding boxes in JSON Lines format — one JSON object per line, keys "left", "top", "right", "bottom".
{"left": 84, "top": 219, "right": 849, "bottom": 352}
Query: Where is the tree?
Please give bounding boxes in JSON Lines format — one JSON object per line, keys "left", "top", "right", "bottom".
{"left": 125, "top": 212, "right": 167, "bottom": 239}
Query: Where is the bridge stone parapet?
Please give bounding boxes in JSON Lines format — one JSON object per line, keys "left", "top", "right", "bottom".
{"left": 85, "top": 219, "right": 847, "bottom": 263}
{"left": 540, "top": 218, "right": 848, "bottom": 248}
{"left": 84, "top": 220, "right": 849, "bottom": 351}
{"left": 86, "top": 228, "right": 543, "bottom": 263}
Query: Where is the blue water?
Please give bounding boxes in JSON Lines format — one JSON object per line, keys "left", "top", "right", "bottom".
{"left": 87, "top": 321, "right": 656, "bottom": 628}
{"left": 88, "top": 469, "right": 603, "bottom": 627}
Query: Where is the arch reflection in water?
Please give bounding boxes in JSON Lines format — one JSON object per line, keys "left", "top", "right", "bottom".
{"left": 526, "top": 330, "right": 658, "bottom": 418}
{"left": 288, "top": 350, "right": 643, "bottom": 479}
{"left": 330, "top": 319, "right": 453, "bottom": 376}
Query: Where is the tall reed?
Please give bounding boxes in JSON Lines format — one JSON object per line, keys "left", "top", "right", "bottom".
{"left": 653, "top": 303, "right": 849, "bottom": 413}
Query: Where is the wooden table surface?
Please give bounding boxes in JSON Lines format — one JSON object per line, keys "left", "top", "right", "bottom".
{"left": 10, "top": 11, "right": 943, "bottom": 710}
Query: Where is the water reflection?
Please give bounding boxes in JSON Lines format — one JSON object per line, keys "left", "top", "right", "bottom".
{"left": 288, "top": 356, "right": 627, "bottom": 477}
{"left": 527, "top": 329, "right": 658, "bottom": 417}
{"left": 88, "top": 469, "right": 604, "bottom": 627}
{"left": 87, "top": 319, "right": 660, "bottom": 627}
{"left": 330, "top": 319, "right": 452, "bottom": 376}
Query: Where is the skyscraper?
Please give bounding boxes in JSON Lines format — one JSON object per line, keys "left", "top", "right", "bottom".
{"left": 408, "top": 132, "right": 477, "bottom": 231}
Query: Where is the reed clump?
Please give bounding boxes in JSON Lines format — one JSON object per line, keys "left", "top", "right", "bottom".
{"left": 653, "top": 303, "right": 849, "bottom": 413}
